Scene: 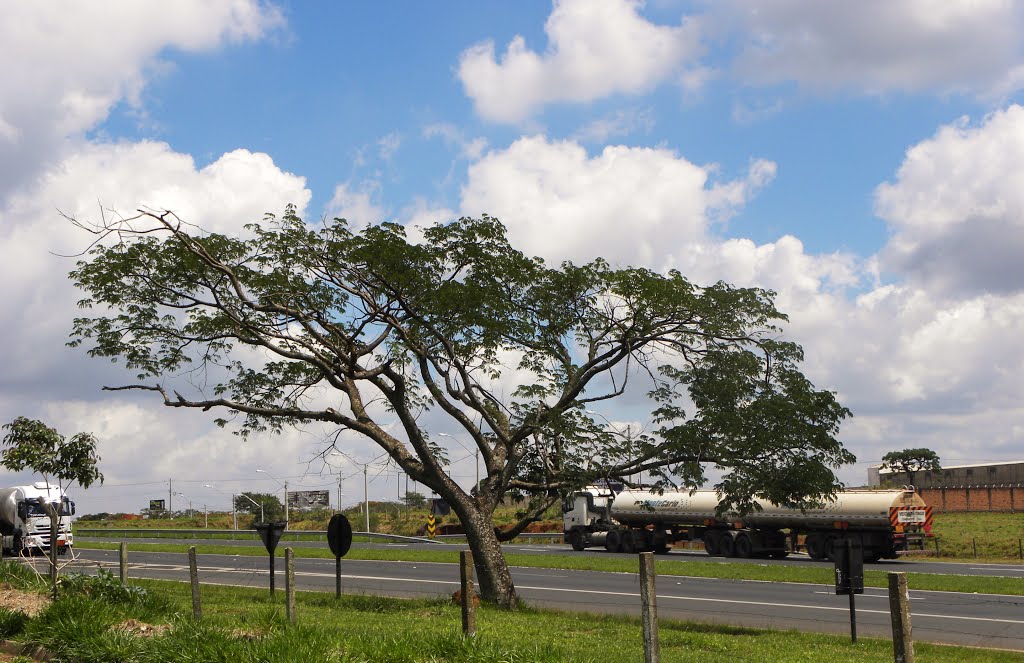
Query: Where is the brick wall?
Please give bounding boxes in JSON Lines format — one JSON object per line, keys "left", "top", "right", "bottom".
{"left": 918, "top": 486, "right": 1020, "bottom": 513}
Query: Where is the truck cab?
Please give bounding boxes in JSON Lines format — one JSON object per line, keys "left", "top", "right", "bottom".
{"left": 0, "top": 482, "right": 75, "bottom": 555}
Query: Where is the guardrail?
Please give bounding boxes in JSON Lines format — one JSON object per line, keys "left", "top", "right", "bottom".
{"left": 74, "top": 528, "right": 565, "bottom": 545}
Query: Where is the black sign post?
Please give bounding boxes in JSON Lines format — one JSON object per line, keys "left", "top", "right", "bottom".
{"left": 327, "top": 514, "right": 353, "bottom": 598}
{"left": 833, "top": 537, "right": 864, "bottom": 642}
{"left": 254, "top": 521, "right": 287, "bottom": 597}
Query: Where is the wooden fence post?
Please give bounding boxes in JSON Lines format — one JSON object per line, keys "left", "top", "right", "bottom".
{"left": 188, "top": 546, "right": 201, "bottom": 620}
{"left": 888, "top": 572, "right": 914, "bottom": 663}
{"left": 460, "top": 550, "right": 476, "bottom": 637}
{"left": 286, "top": 547, "right": 296, "bottom": 625}
{"left": 639, "top": 552, "right": 660, "bottom": 663}
{"left": 119, "top": 541, "right": 128, "bottom": 584}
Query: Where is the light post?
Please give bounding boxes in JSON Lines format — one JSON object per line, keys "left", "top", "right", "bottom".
{"left": 439, "top": 432, "right": 479, "bottom": 489}
{"left": 587, "top": 410, "right": 641, "bottom": 486}
{"left": 238, "top": 492, "right": 264, "bottom": 524}
{"left": 330, "top": 451, "right": 370, "bottom": 533}
{"left": 204, "top": 484, "right": 237, "bottom": 530}
{"left": 172, "top": 491, "right": 192, "bottom": 518}
{"left": 256, "top": 469, "right": 289, "bottom": 528}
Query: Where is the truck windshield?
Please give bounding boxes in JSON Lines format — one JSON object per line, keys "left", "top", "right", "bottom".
{"left": 25, "top": 500, "right": 71, "bottom": 516}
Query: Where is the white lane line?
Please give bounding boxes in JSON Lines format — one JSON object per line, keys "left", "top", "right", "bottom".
{"left": 511, "top": 585, "right": 1024, "bottom": 626}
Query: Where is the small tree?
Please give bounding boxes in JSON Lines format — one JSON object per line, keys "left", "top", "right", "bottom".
{"left": 881, "top": 448, "right": 941, "bottom": 489}
{"left": 1, "top": 417, "right": 103, "bottom": 598}
{"left": 233, "top": 492, "right": 283, "bottom": 522}
{"left": 402, "top": 491, "right": 428, "bottom": 509}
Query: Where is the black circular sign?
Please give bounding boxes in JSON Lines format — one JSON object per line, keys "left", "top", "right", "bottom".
{"left": 327, "top": 514, "right": 353, "bottom": 557}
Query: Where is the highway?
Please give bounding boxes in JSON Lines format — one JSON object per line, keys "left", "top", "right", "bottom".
{"left": 44, "top": 544, "right": 1024, "bottom": 651}
{"left": 76, "top": 534, "right": 1024, "bottom": 578}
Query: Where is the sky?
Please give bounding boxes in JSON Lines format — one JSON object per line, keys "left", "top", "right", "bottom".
{"left": 2, "top": 0, "right": 1023, "bottom": 517}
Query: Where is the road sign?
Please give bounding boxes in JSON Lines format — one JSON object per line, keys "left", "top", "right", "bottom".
{"left": 427, "top": 513, "right": 436, "bottom": 539}
{"left": 327, "top": 514, "right": 353, "bottom": 557}
{"left": 254, "top": 521, "right": 287, "bottom": 597}
{"left": 149, "top": 499, "right": 165, "bottom": 511}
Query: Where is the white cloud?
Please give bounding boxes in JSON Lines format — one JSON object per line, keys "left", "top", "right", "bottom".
{"left": 719, "top": 0, "right": 1024, "bottom": 97}
{"left": 0, "top": 0, "right": 284, "bottom": 199}
{"left": 423, "top": 123, "right": 489, "bottom": 161}
{"left": 460, "top": 136, "right": 775, "bottom": 267}
{"left": 326, "top": 182, "right": 386, "bottom": 228}
{"left": 458, "top": 0, "right": 703, "bottom": 123}
{"left": 571, "top": 107, "right": 655, "bottom": 143}
{"left": 875, "top": 105, "right": 1024, "bottom": 296}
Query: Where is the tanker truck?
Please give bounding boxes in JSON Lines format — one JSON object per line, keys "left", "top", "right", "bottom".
{"left": 563, "top": 484, "right": 933, "bottom": 563}
{"left": 0, "top": 482, "right": 75, "bottom": 556}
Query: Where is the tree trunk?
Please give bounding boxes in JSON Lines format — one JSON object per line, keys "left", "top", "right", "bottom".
{"left": 449, "top": 496, "right": 518, "bottom": 609}
{"left": 48, "top": 511, "right": 59, "bottom": 600}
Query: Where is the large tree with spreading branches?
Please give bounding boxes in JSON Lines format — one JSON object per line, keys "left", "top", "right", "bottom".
{"left": 880, "top": 448, "right": 941, "bottom": 489}
{"left": 68, "top": 207, "right": 853, "bottom": 608}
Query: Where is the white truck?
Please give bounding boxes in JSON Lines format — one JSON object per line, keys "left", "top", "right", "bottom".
{"left": 0, "top": 482, "right": 75, "bottom": 556}
{"left": 563, "top": 484, "right": 933, "bottom": 562}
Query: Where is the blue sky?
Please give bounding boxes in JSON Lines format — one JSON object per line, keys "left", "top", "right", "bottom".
{"left": 2, "top": 1, "right": 1023, "bottom": 514}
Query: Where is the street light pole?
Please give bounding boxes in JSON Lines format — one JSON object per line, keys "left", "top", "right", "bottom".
{"left": 204, "top": 484, "right": 237, "bottom": 530}
{"left": 364, "top": 464, "right": 369, "bottom": 533}
{"left": 256, "top": 469, "right": 289, "bottom": 528}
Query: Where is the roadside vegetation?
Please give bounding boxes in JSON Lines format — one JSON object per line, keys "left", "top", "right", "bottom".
{"left": 1, "top": 559, "right": 1022, "bottom": 663}
{"left": 77, "top": 505, "right": 1024, "bottom": 562}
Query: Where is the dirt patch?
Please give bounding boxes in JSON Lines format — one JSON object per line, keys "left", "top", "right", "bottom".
{"left": 111, "top": 619, "right": 170, "bottom": 638}
{"left": 0, "top": 586, "right": 49, "bottom": 618}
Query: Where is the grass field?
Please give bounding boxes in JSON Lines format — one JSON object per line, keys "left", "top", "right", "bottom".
{"left": 1, "top": 560, "right": 1022, "bottom": 662}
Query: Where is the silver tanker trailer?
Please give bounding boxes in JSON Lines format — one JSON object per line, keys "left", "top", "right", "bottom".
{"left": 0, "top": 482, "right": 75, "bottom": 556}
{"left": 563, "top": 484, "right": 933, "bottom": 562}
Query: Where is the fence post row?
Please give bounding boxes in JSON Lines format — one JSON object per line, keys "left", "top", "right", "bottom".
{"left": 188, "top": 546, "right": 201, "bottom": 620}
{"left": 639, "top": 552, "right": 661, "bottom": 663}
{"left": 460, "top": 550, "right": 476, "bottom": 637}
{"left": 888, "top": 572, "right": 914, "bottom": 663}
{"left": 119, "top": 541, "right": 128, "bottom": 584}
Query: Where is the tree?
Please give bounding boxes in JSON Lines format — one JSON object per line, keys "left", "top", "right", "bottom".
{"left": 1, "top": 417, "right": 103, "bottom": 598}
{"left": 68, "top": 208, "right": 853, "bottom": 608}
{"left": 402, "top": 491, "right": 427, "bottom": 509}
{"left": 880, "top": 448, "right": 941, "bottom": 489}
{"left": 233, "top": 492, "right": 284, "bottom": 522}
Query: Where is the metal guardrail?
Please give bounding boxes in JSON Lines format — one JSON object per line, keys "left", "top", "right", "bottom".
{"left": 74, "top": 528, "right": 565, "bottom": 545}
{"left": 74, "top": 528, "right": 569, "bottom": 545}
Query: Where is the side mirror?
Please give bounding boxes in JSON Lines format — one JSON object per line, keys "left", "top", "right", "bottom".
{"left": 70, "top": 501, "right": 76, "bottom": 516}
{"left": 16, "top": 502, "right": 27, "bottom": 520}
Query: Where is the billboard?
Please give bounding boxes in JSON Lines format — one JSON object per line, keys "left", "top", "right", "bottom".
{"left": 149, "top": 499, "right": 166, "bottom": 511}
{"left": 288, "top": 490, "right": 330, "bottom": 510}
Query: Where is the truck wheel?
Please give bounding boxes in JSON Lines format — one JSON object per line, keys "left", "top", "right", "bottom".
{"left": 720, "top": 534, "right": 737, "bottom": 558}
{"left": 734, "top": 533, "right": 753, "bottom": 558}
{"left": 621, "top": 529, "right": 638, "bottom": 554}
{"left": 569, "top": 531, "right": 586, "bottom": 551}
{"left": 605, "top": 529, "right": 622, "bottom": 553}
{"left": 806, "top": 533, "right": 827, "bottom": 560}
{"left": 703, "top": 531, "right": 721, "bottom": 556}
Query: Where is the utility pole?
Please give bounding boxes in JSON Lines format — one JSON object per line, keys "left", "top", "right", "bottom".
{"left": 168, "top": 478, "right": 172, "bottom": 513}
{"left": 284, "top": 480, "right": 289, "bottom": 528}
{"left": 364, "top": 464, "right": 370, "bottom": 533}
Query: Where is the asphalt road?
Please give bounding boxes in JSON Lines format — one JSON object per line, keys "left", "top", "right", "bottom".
{"left": 46, "top": 546, "right": 1024, "bottom": 651}
{"left": 76, "top": 535, "right": 1024, "bottom": 578}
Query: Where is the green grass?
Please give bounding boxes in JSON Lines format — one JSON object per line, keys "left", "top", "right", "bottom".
{"left": 74, "top": 539, "right": 1024, "bottom": 596}
{"left": 931, "top": 512, "right": 1024, "bottom": 560}
{"left": 2, "top": 562, "right": 1022, "bottom": 663}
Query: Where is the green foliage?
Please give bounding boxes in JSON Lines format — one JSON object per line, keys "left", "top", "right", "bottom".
{"left": 58, "top": 569, "right": 154, "bottom": 607}
{"left": 69, "top": 208, "right": 856, "bottom": 605}
{"left": 0, "top": 607, "right": 29, "bottom": 638}
{"left": 881, "top": 448, "right": 941, "bottom": 486}
{"left": 401, "top": 491, "right": 427, "bottom": 508}
{"left": 233, "top": 492, "right": 284, "bottom": 522}
{"left": 1, "top": 416, "right": 103, "bottom": 489}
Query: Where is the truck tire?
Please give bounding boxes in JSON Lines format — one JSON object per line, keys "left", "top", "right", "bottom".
{"left": 734, "top": 533, "right": 753, "bottom": 558}
{"left": 605, "top": 529, "right": 622, "bottom": 553}
{"left": 621, "top": 529, "right": 638, "bottom": 554}
{"left": 703, "top": 531, "right": 721, "bottom": 556}
{"left": 720, "top": 534, "right": 737, "bottom": 558}
{"left": 569, "top": 530, "right": 586, "bottom": 551}
{"left": 806, "top": 533, "right": 827, "bottom": 560}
